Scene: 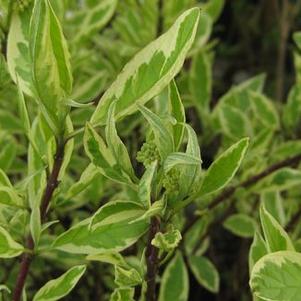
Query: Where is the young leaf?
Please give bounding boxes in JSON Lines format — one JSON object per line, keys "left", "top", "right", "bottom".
{"left": 138, "top": 104, "right": 174, "bottom": 160}
{"left": 84, "top": 123, "right": 132, "bottom": 185}
{"left": 30, "top": 0, "right": 73, "bottom": 130}
{"left": 223, "top": 214, "right": 256, "bottom": 238}
{"left": 261, "top": 191, "right": 285, "bottom": 226}
{"left": 106, "top": 101, "right": 136, "bottom": 180}
{"left": 159, "top": 252, "right": 189, "bottom": 301}
{"left": 114, "top": 266, "right": 142, "bottom": 287}
{"left": 30, "top": 206, "right": 41, "bottom": 245}
{"left": 152, "top": 228, "right": 182, "bottom": 252}
{"left": 168, "top": 80, "right": 185, "bottom": 150}
{"left": 250, "top": 251, "right": 301, "bottom": 301}
{"left": 33, "top": 265, "right": 86, "bottom": 301}
{"left": 259, "top": 205, "right": 295, "bottom": 252}
{"left": 0, "top": 226, "right": 24, "bottom": 258}
{"left": 188, "top": 256, "right": 220, "bottom": 293}
{"left": 176, "top": 124, "right": 202, "bottom": 201}
{"left": 138, "top": 161, "right": 157, "bottom": 208}
{"left": 249, "top": 232, "right": 267, "bottom": 272}
{"left": 198, "top": 138, "right": 249, "bottom": 197}
{"left": 164, "top": 152, "right": 202, "bottom": 174}
{"left": 90, "top": 8, "right": 200, "bottom": 125}
{"left": 249, "top": 91, "right": 279, "bottom": 129}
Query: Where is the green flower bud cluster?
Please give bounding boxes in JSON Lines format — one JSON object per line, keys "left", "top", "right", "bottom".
{"left": 15, "top": 0, "right": 32, "bottom": 12}
{"left": 162, "top": 169, "right": 180, "bottom": 194}
{"left": 136, "top": 141, "right": 160, "bottom": 167}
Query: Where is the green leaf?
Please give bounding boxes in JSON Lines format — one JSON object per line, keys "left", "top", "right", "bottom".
{"left": 168, "top": 80, "right": 185, "bottom": 150}
{"left": 16, "top": 78, "right": 31, "bottom": 134}
{"left": 177, "top": 124, "right": 202, "bottom": 200}
{"left": 114, "top": 266, "right": 142, "bottom": 287}
{"left": 87, "top": 252, "right": 127, "bottom": 267}
{"left": 0, "top": 226, "right": 24, "bottom": 258}
{"left": 283, "top": 85, "right": 301, "bottom": 131}
{"left": 110, "top": 287, "right": 135, "bottom": 301}
{"left": 84, "top": 123, "right": 132, "bottom": 185}
{"left": 261, "top": 191, "right": 285, "bottom": 226}
{"left": 106, "top": 101, "right": 136, "bottom": 180}
{"left": 130, "top": 198, "right": 166, "bottom": 223}
{"left": 159, "top": 252, "right": 189, "bottom": 301}
{"left": 65, "top": 164, "right": 100, "bottom": 200}
{"left": 0, "top": 169, "right": 13, "bottom": 188}
{"left": 250, "top": 251, "right": 301, "bottom": 301}
{"left": 71, "top": 0, "right": 117, "bottom": 44}
{"left": 254, "top": 168, "right": 301, "bottom": 192}
{"left": 188, "top": 255, "right": 220, "bottom": 293}
{"left": 90, "top": 8, "right": 200, "bottom": 125}
{"left": 250, "top": 91, "right": 279, "bottom": 129}
{"left": 53, "top": 201, "right": 148, "bottom": 255}
{"left": 293, "top": 32, "right": 301, "bottom": 50}
{"left": 218, "top": 104, "right": 252, "bottom": 139}
{"left": 189, "top": 50, "right": 212, "bottom": 114}
{"left": 30, "top": 206, "right": 41, "bottom": 245}
{"left": 184, "top": 217, "right": 210, "bottom": 256}
{"left": 138, "top": 161, "right": 157, "bottom": 208}
{"left": 223, "top": 214, "right": 256, "bottom": 238}
{"left": 249, "top": 232, "right": 267, "bottom": 272}
{"left": 30, "top": 0, "right": 73, "bottom": 131}
{"left": 33, "top": 265, "right": 86, "bottom": 301}
{"left": 164, "top": 152, "right": 202, "bottom": 174}
{"left": 203, "top": 0, "right": 225, "bottom": 21}
{"left": 260, "top": 205, "right": 294, "bottom": 252}
{"left": 0, "top": 187, "right": 24, "bottom": 208}
{"left": 138, "top": 104, "right": 174, "bottom": 160}
{"left": 198, "top": 137, "right": 249, "bottom": 196}
{"left": 90, "top": 200, "right": 145, "bottom": 229}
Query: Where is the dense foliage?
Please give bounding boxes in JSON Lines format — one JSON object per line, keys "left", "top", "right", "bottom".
{"left": 0, "top": 0, "right": 301, "bottom": 300}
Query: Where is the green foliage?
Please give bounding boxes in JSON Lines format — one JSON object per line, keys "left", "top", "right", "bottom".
{"left": 1, "top": 0, "right": 301, "bottom": 300}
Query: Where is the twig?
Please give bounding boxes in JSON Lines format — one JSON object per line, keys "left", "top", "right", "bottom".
{"left": 183, "top": 152, "right": 301, "bottom": 236}
{"left": 145, "top": 216, "right": 160, "bottom": 301}
{"left": 275, "top": 0, "right": 293, "bottom": 101}
{"left": 12, "top": 140, "right": 66, "bottom": 301}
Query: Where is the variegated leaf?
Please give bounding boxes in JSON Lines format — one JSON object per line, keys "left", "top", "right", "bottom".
{"left": 250, "top": 251, "right": 301, "bottom": 301}
{"left": 30, "top": 0, "right": 72, "bottom": 130}
{"left": 7, "top": 5, "right": 33, "bottom": 96}
{"left": 72, "top": 0, "right": 118, "bottom": 44}
{"left": 159, "top": 252, "right": 189, "bottom": 301}
{"left": 33, "top": 265, "right": 86, "bottom": 301}
{"left": 188, "top": 256, "right": 220, "bottom": 293}
{"left": 91, "top": 8, "right": 200, "bottom": 125}
{"left": 198, "top": 137, "right": 249, "bottom": 197}
{"left": 259, "top": 205, "right": 294, "bottom": 252}
{"left": 0, "top": 226, "right": 24, "bottom": 258}
{"left": 53, "top": 201, "right": 148, "bottom": 254}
